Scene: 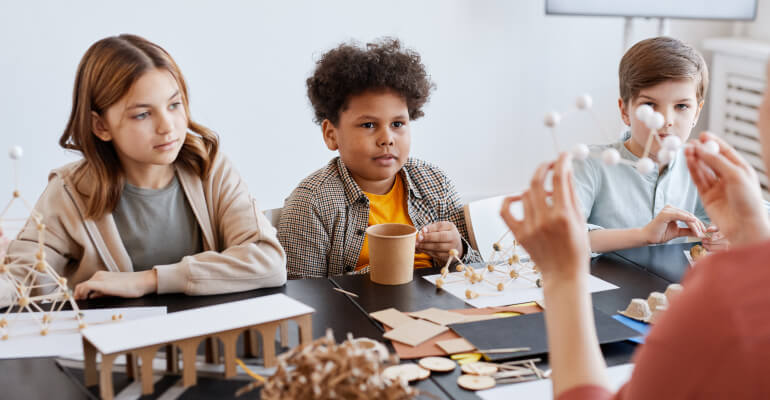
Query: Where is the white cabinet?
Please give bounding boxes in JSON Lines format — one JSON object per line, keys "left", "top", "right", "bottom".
{"left": 704, "top": 37, "right": 770, "bottom": 199}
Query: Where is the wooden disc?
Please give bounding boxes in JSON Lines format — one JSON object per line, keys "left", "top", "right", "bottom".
{"left": 418, "top": 356, "right": 456, "bottom": 372}
{"left": 457, "top": 374, "right": 496, "bottom": 391}
{"left": 383, "top": 364, "right": 431, "bottom": 382}
{"left": 461, "top": 362, "right": 498, "bottom": 376}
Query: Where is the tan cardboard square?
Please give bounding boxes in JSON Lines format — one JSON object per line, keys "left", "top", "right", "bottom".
{"left": 369, "top": 308, "right": 416, "bottom": 329}
{"left": 436, "top": 338, "right": 476, "bottom": 354}
{"left": 383, "top": 319, "right": 448, "bottom": 347}
{"left": 408, "top": 308, "right": 467, "bottom": 326}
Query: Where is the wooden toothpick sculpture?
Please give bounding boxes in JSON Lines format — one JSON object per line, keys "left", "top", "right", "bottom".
{"left": 258, "top": 330, "right": 426, "bottom": 399}
{"left": 435, "top": 236, "right": 542, "bottom": 299}
{"left": 0, "top": 146, "right": 96, "bottom": 340}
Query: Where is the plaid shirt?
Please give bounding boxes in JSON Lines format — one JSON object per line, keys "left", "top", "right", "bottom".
{"left": 279, "top": 157, "right": 482, "bottom": 279}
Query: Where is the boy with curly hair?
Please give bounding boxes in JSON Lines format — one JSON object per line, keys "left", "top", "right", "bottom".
{"left": 279, "top": 38, "right": 481, "bottom": 278}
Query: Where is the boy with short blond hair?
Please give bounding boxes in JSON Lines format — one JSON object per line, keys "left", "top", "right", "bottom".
{"left": 573, "top": 36, "right": 724, "bottom": 253}
{"left": 279, "top": 38, "right": 481, "bottom": 278}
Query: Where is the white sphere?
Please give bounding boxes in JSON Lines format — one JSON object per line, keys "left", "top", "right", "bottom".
{"left": 9, "top": 146, "right": 23, "bottom": 160}
{"left": 657, "top": 149, "right": 676, "bottom": 165}
{"left": 645, "top": 112, "right": 665, "bottom": 130}
{"left": 544, "top": 111, "right": 561, "bottom": 128}
{"left": 635, "top": 105, "right": 654, "bottom": 122}
{"left": 703, "top": 140, "right": 720, "bottom": 155}
{"left": 572, "top": 143, "right": 590, "bottom": 160}
{"left": 636, "top": 157, "right": 655, "bottom": 174}
{"left": 601, "top": 148, "right": 621, "bottom": 166}
{"left": 661, "top": 135, "right": 682, "bottom": 150}
{"left": 576, "top": 94, "right": 593, "bottom": 110}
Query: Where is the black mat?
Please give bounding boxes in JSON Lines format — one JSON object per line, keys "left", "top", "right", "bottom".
{"left": 449, "top": 308, "right": 640, "bottom": 362}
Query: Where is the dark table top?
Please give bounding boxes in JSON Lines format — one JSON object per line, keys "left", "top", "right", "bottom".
{"left": 613, "top": 242, "right": 694, "bottom": 283}
{"left": 1, "top": 244, "right": 691, "bottom": 399}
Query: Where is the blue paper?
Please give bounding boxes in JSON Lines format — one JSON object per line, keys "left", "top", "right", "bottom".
{"left": 612, "top": 314, "right": 650, "bottom": 344}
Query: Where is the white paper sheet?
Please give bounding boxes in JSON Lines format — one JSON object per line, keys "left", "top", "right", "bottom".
{"left": 423, "top": 268, "right": 617, "bottom": 308}
{"left": 82, "top": 294, "right": 314, "bottom": 354}
{"left": 478, "top": 363, "right": 634, "bottom": 399}
{"left": 0, "top": 307, "right": 166, "bottom": 359}
{"left": 684, "top": 250, "right": 694, "bottom": 265}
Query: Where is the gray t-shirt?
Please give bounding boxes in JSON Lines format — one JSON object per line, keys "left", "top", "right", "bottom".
{"left": 113, "top": 175, "right": 202, "bottom": 271}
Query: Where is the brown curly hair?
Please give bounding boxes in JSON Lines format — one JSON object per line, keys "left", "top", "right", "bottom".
{"left": 306, "top": 38, "right": 435, "bottom": 125}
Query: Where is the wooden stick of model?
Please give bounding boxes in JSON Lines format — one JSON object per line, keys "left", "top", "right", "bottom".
{"left": 80, "top": 294, "right": 314, "bottom": 400}
{"left": 434, "top": 239, "right": 542, "bottom": 298}
{"left": 1, "top": 146, "right": 92, "bottom": 340}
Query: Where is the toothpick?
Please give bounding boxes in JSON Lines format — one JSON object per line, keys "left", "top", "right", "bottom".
{"left": 332, "top": 287, "right": 359, "bottom": 298}
{"left": 477, "top": 347, "right": 530, "bottom": 354}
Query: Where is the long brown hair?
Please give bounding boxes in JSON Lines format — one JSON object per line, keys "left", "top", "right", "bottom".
{"left": 60, "top": 34, "right": 219, "bottom": 219}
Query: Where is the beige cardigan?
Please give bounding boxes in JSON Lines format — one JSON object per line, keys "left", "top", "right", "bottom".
{"left": 2, "top": 154, "right": 286, "bottom": 299}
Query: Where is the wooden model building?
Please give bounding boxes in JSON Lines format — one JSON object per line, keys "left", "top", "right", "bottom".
{"left": 80, "top": 294, "right": 314, "bottom": 400}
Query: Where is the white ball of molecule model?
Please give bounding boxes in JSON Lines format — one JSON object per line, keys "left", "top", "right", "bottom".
{"left": 576, "top": 94, "right": 592, "bottom": 110}
{"left": 703, "top": 140, "right": 719, "bottom": 155}
{"left": 544, "top": 111, "right": 561, "bottom": 128}
{"left": 635, "top": 105, "right": 654, "bottom": 122}
{"left": 601, "top": 148, "right": 621, "bottom": 166}
{"left": 661, "top": 135, "right": 682, "bottom": 151}
{"left": 657, "top": 149, "right": 676, "bottom": 165}
{"left": 644, "top": 112, "right": 665, "bottom": 130}
{"left": 636, "top": 157, "right": 655, "bottom": 174}
{"left": 9, "top": 146, "right": 23, "bottom": 160}
{"left": 572, "top": 143, "right": 590, "bottom": 160}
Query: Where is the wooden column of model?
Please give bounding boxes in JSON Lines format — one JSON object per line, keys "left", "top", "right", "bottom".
{"left": 80, "top": 294, "right": 315, "bottom": 400}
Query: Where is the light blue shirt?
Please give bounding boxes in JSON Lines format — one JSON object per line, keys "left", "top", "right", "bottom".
{"left": 572, "top": 134, "right": 707, "bottom": 243}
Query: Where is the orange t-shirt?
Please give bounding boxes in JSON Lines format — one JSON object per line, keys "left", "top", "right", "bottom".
{"left": 356, "top": 174, "right": 432, "bottom": 271}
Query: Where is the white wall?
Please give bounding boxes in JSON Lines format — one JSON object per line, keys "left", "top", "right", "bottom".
{"left": 0, "top": 0, "right": 732, "bottom": 223}
{"left": 743, "top": 0, "right": 770, "bottom": 40}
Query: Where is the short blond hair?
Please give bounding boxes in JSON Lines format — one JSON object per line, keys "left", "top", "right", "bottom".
{"left": 619, "top": 37, "right": 709, "bottom": 104}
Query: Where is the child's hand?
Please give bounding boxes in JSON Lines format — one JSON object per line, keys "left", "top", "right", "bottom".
{"left": 702, "top": 226, "right": 729, "bottom": 252}
{"left": 73, "top": 270, "right": 157, "bottom": 300}
{"left": 685, "top": 131, "right": 770, "bottom": 247}
{"left": 641, "top": 205, "right": 707, "bottom": 245}
{"left": 500, "top": 153, "right": 591, "bottom": 282}
{"left": 415, "top": 221, "right": 464, "bottom": 262}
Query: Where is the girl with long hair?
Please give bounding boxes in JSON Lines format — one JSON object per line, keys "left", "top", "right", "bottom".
{"left": 2, "top": 34, "right": 285, "bottom": 303}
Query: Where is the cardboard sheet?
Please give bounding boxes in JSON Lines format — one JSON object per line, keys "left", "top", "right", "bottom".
{"left": 612, "top": 314, "right": 649, "bottom": 344}
{"left": 387, "top": 303, "right": 542, "bottom": 359}
{"left": 451, "top": 308, "right": 640, "bottom": 362}
{"left": 382, "top": 319, "right": 448, "bottom": 347}
{"left": 407, "top": 308, "right": 467, "bottom": 326}
{"left": 370, "top": 308, "right": 416, "bottom": 328}
{"left": 82, "top": 294, "right": 313, "bottom": 354}
{"left": 436, "top": 338, "right": 476, "bottom": 354}
{"left": 0, "top": 307, "right": 166, "bottom": 359}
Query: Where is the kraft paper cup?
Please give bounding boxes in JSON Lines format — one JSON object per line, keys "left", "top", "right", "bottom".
{"left": 367, "top": 223, "right": 417, "bottom": 285}
{"left": 664, "top": 283, "right": 683, "bottom": 303}
{"left": 618, "top": 298, "right": 652, "bottom": 322}
{"left": 646, "top": 292, "right": 668, "bottom": 312}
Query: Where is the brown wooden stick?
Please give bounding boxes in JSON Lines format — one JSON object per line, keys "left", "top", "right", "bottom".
{"left": 477, "top": 347, "right": 530, "bottom": 354}
{"left": 332, "top": 287, "right": 359, "bottom": 298}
